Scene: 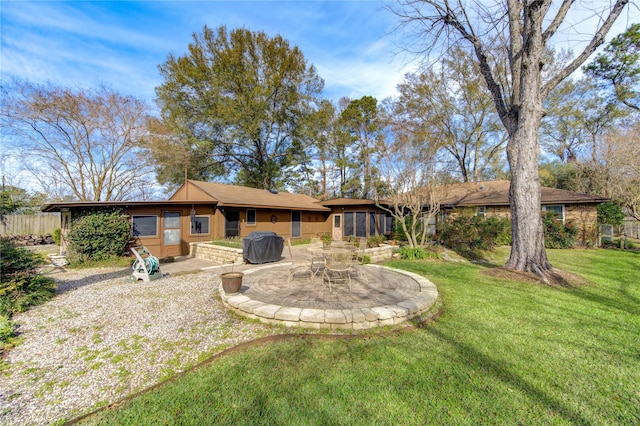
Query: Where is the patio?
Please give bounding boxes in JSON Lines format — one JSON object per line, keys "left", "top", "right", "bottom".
{"left": 216, "top": 244, "right": 439, "bottom": 329}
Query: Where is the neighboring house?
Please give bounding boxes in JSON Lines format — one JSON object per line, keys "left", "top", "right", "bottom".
{"left": 436, "top": 180, "right": 609, "bottom": 244}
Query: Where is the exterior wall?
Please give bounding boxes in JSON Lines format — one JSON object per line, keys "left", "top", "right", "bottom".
{"left": 128, "top": 205, "right": 330, "bottom": 257}
{"left": 485, "top": 205, "right": 511, "bottom": 219}
{"left": 564, "top": 203, "right": 599, "bottom": 245}
{"left": 126, "top": 205, "right": 215, "bottom": 258}
{"left": 225, "top": 208, "right": 330, "bottom": 240}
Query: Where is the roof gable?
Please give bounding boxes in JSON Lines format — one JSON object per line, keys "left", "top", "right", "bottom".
{"left": 170, "top": 180, "right": 329, "bottom": 212}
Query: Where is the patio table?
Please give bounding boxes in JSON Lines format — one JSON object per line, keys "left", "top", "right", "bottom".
{"left": 308, "top": 247, "right": 354, "bottom": 291}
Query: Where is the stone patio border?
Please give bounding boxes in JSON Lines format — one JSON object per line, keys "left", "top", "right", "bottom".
{"left": 219, "top": 264, "right": 438, "bottom": 330}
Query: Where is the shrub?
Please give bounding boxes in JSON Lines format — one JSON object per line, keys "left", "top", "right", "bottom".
{"left": 393, "top": 217, "right": 410, "bottom": 242}
{"left": 0, "top": 315, "right": 17, "bottom": 342}
{"left": 597, "top": 202, "right": 625, "bottom": 225}
{"left": 437, "top": 215, "right": 511, "bottom": 253}
{"left": 52, "top": 228, "right": 61, "bottom": 246}
{"left": 67, "top": 210, "right": 131, "bottom": 263}
{"left": 367, "top": 235, "right": 386, "bottom": 247}
{"left": 542, "top": 212, "right": 578, "bottom": 248}
{"left": 398, "top": 246, "right": 441, "bottom": 260}
{"left": 0, "top": 237, "right": 56, "bottom": 319}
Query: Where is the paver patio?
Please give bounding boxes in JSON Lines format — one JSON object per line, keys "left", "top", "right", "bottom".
{"left": 219, "top": 262, "right": 438, "bottom": 329}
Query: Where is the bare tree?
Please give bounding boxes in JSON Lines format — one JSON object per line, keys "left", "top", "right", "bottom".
{"left": 1, "top": 81, "right": 154, "bottom": 201}
{"left": 593, "top": 122, "right": 640, "bottom": 221}
{"left": 392, "top": 0, "right": 629, "bottom": 279}
{"left": 395, "top": 46, "right": 507, "bottom": 182}
{"left": 377, "top": 97, "right": 446, "bottom": 248}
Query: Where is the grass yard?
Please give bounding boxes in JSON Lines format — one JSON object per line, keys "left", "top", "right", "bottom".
{"left": 81, "top": 248, "right": 639, "bottom": 425}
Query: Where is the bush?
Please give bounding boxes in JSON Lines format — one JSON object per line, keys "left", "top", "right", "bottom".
{"left": 52, "top": 228, "right": 61, "bottom": 246}
{"left": 597, "top": 202, "right": 625, "bottom": 225}
{"left": 0, "top": 315, "right": 17, "bottom": 342}
{"left": 367, "top": 235, "right": 386, "bottom": 247}
{"left": 0, "top": 237, "right": 56, "bottom": 319}
{"left": 437, "top": 215, "right": 511, "bottom": 253}
{"left": 542, "top": 212, "right": 578, "bottom": 248}
{"left": 67, "top": 210, "right": 132, "bottom": 263}
{"left": 398, "top": 246, "right": 441, "bottom": 260}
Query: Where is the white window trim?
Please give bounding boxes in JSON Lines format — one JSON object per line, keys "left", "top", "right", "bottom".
{"left": 542, "top": 204, "right": 565, "bottom": 224}
{"left": 246, "top": 209, "right": 257, "bottom": 226}
{"left": 190, "top": 214, "right": 210, "bottom": 235}
{"left": 476, "top": 206, "right": 486, "bottom": 217}
{"left": 132, "top": 215, "right": 158, "bottom": 237}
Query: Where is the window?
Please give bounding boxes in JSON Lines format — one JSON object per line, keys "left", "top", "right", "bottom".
{"left": 191, "top": 215, "right": 210, "bottom": 235}
{"left": 355, "top": 212, "right": 367, "bottom": 237}
{"left": 476, "top": 206, "right": 486, "bottom": 217}
{"left": 384, "top": 213, "right": 393, "bottom": 235}
{"left": 291, "top": 210, "right": 301, "bottom": 237}
{"left": 424, "top": 214, "right": 437, "bottom": 236}
{"left": 543, "top": 204, "right": 565, "bottom": 223}
{"left": 369, "top": 212, "right": 377, "bottom": 236}
{"left": 344, "top": 212, "right": 354, "bottom": 237}
{"left": 246, "top": 209, "right": 256, "bottom": 226}
{"left": 334, "top": 214, "right": 341, "bottom": 228}
{"left": 132, "top": 215, "right": 157, "bottom": 237}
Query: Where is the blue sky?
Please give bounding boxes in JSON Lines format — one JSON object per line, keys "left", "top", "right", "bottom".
{"left": 2, "top": 1, "right": 638, "bottom": 109}
{"left": 1, "top": 1, "right": 415, "bottom": 108}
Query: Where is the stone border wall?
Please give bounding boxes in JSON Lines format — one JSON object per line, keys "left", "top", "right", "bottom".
{"left": 190, "top": 242, "right": 394, "bottom": 266}
{"left": 189, "top": 242, "right": 244, "bottom": 264}
{"left": 365, "top": 244, "right": 394, "bottom": 263}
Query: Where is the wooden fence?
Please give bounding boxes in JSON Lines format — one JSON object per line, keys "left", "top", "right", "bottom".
{"left": 1, "top": 213, "right": 60, "bottom": 236}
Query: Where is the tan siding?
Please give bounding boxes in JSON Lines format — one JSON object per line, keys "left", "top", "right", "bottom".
{"left": 238, "top": 209, "right": 329, "bottom": 240}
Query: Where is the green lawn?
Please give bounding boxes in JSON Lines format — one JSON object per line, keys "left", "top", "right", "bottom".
{"left": 82, "top": 249, "right": 639, "bottom": 425}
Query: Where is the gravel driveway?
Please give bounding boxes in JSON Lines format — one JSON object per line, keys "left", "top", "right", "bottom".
{"left": 0, "top": 266, "right": 284, "bottom": 425}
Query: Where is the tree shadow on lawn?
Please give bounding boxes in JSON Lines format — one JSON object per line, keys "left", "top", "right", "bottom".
{"left": 54, "top": 268, "right": 132, "bottom": 294}
{"left": 425, "top": 326, "right": 592, "bottom": 425}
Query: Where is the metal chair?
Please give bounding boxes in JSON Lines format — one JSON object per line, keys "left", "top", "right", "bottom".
{"left": 286, "top": 238, "right": 320, "bottom": 283}
{"left": 322, "top": 249, "right": 352, "bottom": 292}
{"left": 350, "top": 238, "right": 369, "bottom": 283}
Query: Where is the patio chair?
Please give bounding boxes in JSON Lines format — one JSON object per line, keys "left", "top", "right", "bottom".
{"left": 350, "top": 238, "right": 369, "bottom": 283}
{"left": 286, "top": 238, "right": 320, "bottom": 283}
{"left": 322, "top": 249, "right": 352, "bottom": 292}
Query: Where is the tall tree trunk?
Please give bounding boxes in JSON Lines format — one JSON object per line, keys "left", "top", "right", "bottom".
{"left": 506, "top": 126, "right": 551, "bottom": 275}
{"left": 504, "top": 3, "right": 551, "bottom": 276}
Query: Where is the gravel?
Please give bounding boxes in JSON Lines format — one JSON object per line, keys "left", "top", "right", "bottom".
{"left": 0, "top": 266, "right": 283, "bottom": 425}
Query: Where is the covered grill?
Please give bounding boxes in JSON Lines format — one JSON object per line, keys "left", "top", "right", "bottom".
{"left": 242, "top": 231, "right": 284, "bottom": 264}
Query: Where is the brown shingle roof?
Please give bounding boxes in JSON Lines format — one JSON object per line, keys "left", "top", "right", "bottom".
{"left": 438, "top": 180, "right": 609, "bottom": 206}
{"left": 180, "top": 180, "right": 329, "bottom": 211}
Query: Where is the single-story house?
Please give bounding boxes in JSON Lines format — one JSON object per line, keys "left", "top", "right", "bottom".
{"left": 41, "top": 179, "right": 609, "bottom": 257}
{"left": 435, "top": 180, "right": 610, "bottom": 244}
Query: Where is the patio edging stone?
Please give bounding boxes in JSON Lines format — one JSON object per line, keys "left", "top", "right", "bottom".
{"left": 219, "top": 263, "right": 438, "bottom": 330}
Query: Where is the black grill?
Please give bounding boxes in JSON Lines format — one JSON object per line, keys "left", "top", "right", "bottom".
{"left": 242, "top": 231, "right": 284, "bottom": 264}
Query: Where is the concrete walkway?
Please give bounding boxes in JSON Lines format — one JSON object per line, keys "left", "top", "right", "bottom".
{"left": 158, "top": 245, "right": 439, "bottom": 330}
